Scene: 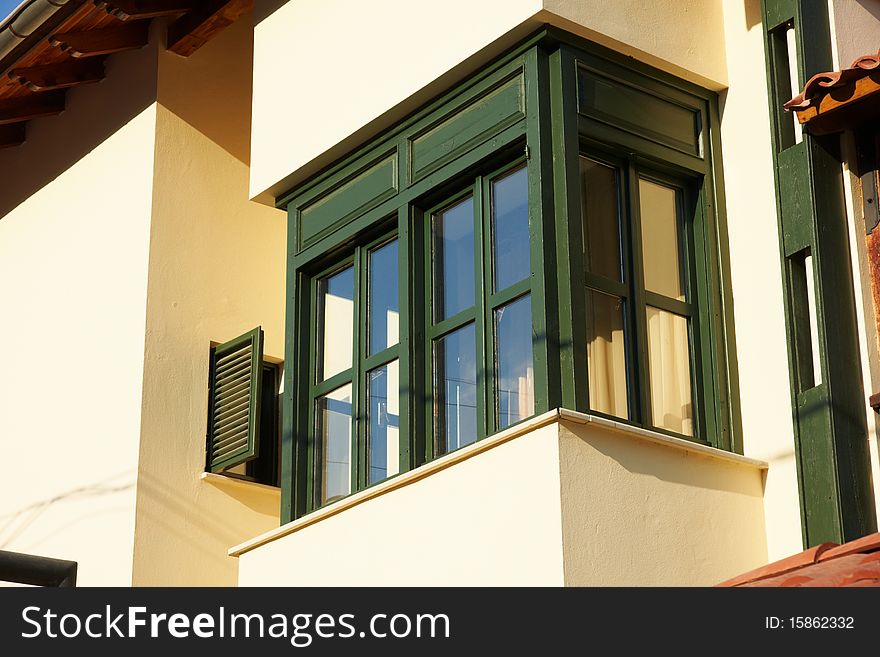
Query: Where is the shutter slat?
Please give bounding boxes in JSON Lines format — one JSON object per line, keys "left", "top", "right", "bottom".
{"left": 216, "top": 345, "right": 251, "bottom": 367}
{"left": 214, "top": 383, "right": 250, "bottom": 406}
{"left": 213, "top": 428, "right": 249, "bottom": 452}
{"left": 212, "top": 405, "right": 249, "bottom": 431}
{"left": 206, "top": 327, "right": 264, "bottom": 473}
{"left": 213, "top": 437, "right": 249, "bottom": 461}
{"left": 214, "top": 359, "right": 252, "bottom": 387}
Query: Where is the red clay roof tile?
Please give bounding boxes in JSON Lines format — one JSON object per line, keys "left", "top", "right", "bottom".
{"left": 719, "top": 532, "right": 880, "bottom": 587}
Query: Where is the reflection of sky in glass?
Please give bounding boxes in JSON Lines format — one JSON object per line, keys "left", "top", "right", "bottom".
{"left": 492, "top": 165, "right": 530, "bottom": 292}
{"left": 320, "top": 384, "right": 352, "bottom": 504}
{"left": 496, "top": 295, "right": 534, "bottom": 428}
{"left": 368, "top": 360, "right": 400, "bottom": 484}
{"left": 369, "top": 240, "right": 399, "bottom": 354}
{"left": 434, "top": 197, "right": 474, "bottom": 320}
{"left": 436, "top": 323, "right": 477, "bottom": 453}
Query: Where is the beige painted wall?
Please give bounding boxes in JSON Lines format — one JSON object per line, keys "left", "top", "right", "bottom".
{"left": 131, "top": 17, "right": 286, "bottom": 586}
{"left": 0, "top": 42, "right": 159, "bottom": 585}
{"left": 718, "top": 0, "right": 804, "bottom": 560}
{"left": 237, "top": 413, "right": 767, "bottom": 586}
{"left": 249, "top": 0, "right": 728, "bottom": 203}
{"left": 238, "top": 421, "right": 565, "bottom": 586}
{"left": 559, "top": 417, "right": 767, "bottom": 585}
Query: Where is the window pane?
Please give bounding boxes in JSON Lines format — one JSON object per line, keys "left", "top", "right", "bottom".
{"left": 646, "top": 306, "right": 694, "bottom": 436}
{"left": 434, "top": 323, "right": 477, "bottom": 453}
{"left": 433, "top": 196, "right": 475, "bottom": 320}
{"left": 495, "top": 295, "right": 534, "bottom": 428}
{"left": 317, "top": 383, "right": 353, "bottom": 504}
{"left": 368, "top": 360, "right": 400, "bottom": 485}
{"left": 639, "top": 179, "right": 685, "bottom": 301}
{"left": 492, "top": 165, "right": 530, "bottom": 291}
{"left": 317, "top": 266, "right": 354, "bottom": 381}
{"left": 369, "top": 240, "right": 399, "bottom": 355}
{"left": 586, "top": 290, "right": 629, "bottom": 420}
{"left": 580, "top": 157, "right": 623, "bottom": 282}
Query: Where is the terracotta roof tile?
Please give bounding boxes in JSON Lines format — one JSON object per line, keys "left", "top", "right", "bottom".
{"left": 785, "top": 50, "right": 880, "bottom": 111}
{"left": 716, "top": 542, "right": 835, "bottom": 587}
{"left": 718, "top": 532, "right": 880, "bottom": 587}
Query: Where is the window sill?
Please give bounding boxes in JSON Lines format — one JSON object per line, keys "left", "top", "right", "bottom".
{"left": 228, "top": 409, "right": 766, "bottom": 558}
{"left": 201, "top": 472, "right": 281, "bottom": 497}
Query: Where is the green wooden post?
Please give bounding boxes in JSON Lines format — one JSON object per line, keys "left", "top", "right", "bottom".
{"left": 761, "top": 0, "right": 877, "bottom": 545}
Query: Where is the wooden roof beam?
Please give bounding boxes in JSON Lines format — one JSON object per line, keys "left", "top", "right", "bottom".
{"left": 0, "top": 92, "right": 65, "bottom": 125}
{"left": 0, "top": 123, "right": 26, "bottom": 148}
{"left": 50, "top": 22, "right": 149, "bottom": 58}
{"left": 167, "top": 0, "right": 252, "bottom": 58}
{"left": 9, "top": 59, "right": 106, "bottom": 92}
{"left": 95, "top": 1, "right": 195, "bottom": 21}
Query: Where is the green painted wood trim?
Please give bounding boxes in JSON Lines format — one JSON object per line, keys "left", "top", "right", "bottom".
{"left": 207, "top": 326, "right": 264, "bottom": 473}
{"left": 279, "top": 27, "right": 743, "bottom": 523}
{"left": 761, "top": 0, "right": 877, "bottom": 545}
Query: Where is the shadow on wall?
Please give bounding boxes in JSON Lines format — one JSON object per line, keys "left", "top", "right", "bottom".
{"left": 157, "top": 13, "right": 256, "bottom": 166}
{"left": 0, "top": 472, "right": 136, "bottom": 550}
{"left": 562, "top": 421, "right": 764, "bottom": 497}
{"left": 0, "top": 26, "right": 159, "bottom": 220}
{"left": 744, "top": 0, "right": 762, "bottom": 29}
{"left": 131, "top": 470, "right": 277, "bottom": 585}
{"left": 254, "top": 0, "right": 289, "bottom": 26}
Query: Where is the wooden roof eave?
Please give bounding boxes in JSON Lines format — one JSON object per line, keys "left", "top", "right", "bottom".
{"left": 795, "top": 71, "right": 880, "bottom": 136}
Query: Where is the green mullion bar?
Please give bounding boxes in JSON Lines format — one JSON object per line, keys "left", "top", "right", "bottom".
{"left": 304, "top": 273, "right": 324, "bottom": 514}
{"left": 549, "top": 46, "right": 588, "bottom": 412}
{"left": 351, "top": 246, "right": 365, "bottom": 493}
{"left": 311, "top": 368, "right": 355, "bottom": 398}
{"left": 643, "top": 291, "right": 693, "bottom": 317}
{"left": 396, "top": 204, "right": 412, "bottom": 474}
{"left": 475, "top": 175, "right": 491, "bottom": 439}
{"left": 584, "top": 273, "right": 627, "bottom": 298}
{"left": 525, "top": 45, "right": 558, "bottom": 413}
{"left": 487, "top": 278, "right": 531, "bottom": 310}
{"left": 363, "top": 346, "right": 400, "bottom": 372}
{"left": 627, "top": 158, "right": 652, "bottom": 427}
{"left": 429, "top": 308, "right": 478, "bottom": 340}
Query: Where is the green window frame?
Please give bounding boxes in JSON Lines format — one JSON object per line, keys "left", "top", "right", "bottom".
{"left": 306, "top": 229, "right": 406, "bottom": 508}
{"left": 279, "top": 28, "right": 740, "bottom": 523}
{"left": 423, "top": 158, "right": 536, "bottom": 460}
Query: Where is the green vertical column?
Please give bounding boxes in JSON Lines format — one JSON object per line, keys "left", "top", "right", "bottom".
{"left": 761, "top": 0, "right": 876, "bottom": 545}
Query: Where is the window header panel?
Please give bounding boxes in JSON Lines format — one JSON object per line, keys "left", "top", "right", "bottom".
{"left": 284, "top": 56, "right": 529, "bottom": 258}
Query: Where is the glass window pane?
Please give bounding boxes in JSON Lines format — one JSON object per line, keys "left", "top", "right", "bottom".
{"left": 317, "top": 266, "right": 354, "bottom": 381}
{"left": 646, "top": 307, "right": 694, "bottom": 436}
{"left": 495, "top": 295, "right": 535, "bottom": 429}
{"left": 586, "top": 290, "right": 629, "bottom": 420}
{"left": 639, "top": 179, "right": 685, "bottom": 301}
{"left": 580, "top": 157, "right": 623, "bottom": 282}
{"left": 369, "top": 240, "right": 399, "bottom": 355}
{"left": 492, "top": 165, "right": 530, "bottom": 291}
{"left": 367, "top": 360, "right": 400, "bottom": 485}
{"left": 434, "top": 323, "right": 477, "bottom": 454}
{"left": 317, "top": 383, "right": 353, "bottom": 504}
{"left": 433, "top": 196, "right": 475, "bottom": 320}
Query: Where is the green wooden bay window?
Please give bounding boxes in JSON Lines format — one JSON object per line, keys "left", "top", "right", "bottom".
{"left": 278, "top": 29, "right": 740, "bottom": 522}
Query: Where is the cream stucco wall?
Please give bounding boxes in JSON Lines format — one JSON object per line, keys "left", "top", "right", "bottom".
{"left": 558, "top": 416, "right": 767, "bottom": 586}
{"left": 249, "top": 0, "right": 727, "bottom": 203}
{"left": 0, "top": 42, "right": 159, "bottom": 585}
{"left": 235, "top": 412, "right": 767, "bottom": 586}
{"left": 238, "top": 420, "right": 566, "bottom": 586}
{"left": 130, "top": 17, "right": 286, "bottom": 586}
{"left": 718, "top": 0, "right": 804, "bottom": 560}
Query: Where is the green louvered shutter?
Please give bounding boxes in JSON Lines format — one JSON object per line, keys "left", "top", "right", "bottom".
{"left": 207, "top": 327, "right": 264, "bottom": 473}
